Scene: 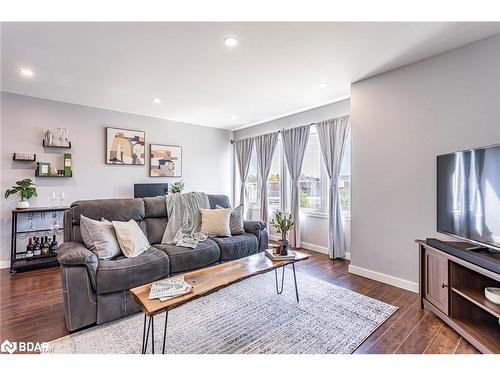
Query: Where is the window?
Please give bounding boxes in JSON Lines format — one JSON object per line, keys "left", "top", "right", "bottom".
{"left": 245, "top": 147, "right": 259, "bottom": 206}
{"left": 299, "top": 126, "right": 328, "bottom": 212}
{"left": 238, "top": 127, "right": 351, "bottom": 220}
{"left": 267, "top": 139, "right": 282, "bottom": 212}
{"left": 339, "top": 133, "right": 351, "bottom": 220}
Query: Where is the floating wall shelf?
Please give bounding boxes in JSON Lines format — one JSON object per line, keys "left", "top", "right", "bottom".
{"left": 13, "top": 153, "right": 36, "bottom": 162}
{"left": 42, "top": 140, "right": 72, "bottom": 149}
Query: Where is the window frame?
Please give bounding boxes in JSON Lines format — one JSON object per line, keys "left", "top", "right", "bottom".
{"left": 237, "top": 128, "right": 351, "bottom": 222}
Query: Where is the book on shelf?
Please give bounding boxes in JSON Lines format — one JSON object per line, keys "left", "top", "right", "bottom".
{"left": 264, "top": 249, "right": 297, "bottom": 260}
{"left": 148, "top": 275, "right": 193, "bottom": 301}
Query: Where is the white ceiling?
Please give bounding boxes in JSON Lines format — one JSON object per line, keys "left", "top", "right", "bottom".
{"left": 2, "top": 22, "right": 500, "bottom": 130}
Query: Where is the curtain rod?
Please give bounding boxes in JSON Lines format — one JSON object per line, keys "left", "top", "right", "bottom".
{"left": 230, "top": 115, "right": 348, "bottom": 144}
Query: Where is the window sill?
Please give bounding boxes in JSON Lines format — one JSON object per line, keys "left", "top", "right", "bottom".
{"left": 300, "top": 210, "right": 328, "bottom": 219}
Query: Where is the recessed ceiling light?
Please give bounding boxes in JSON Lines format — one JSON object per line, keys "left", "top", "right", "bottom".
{"left": 231, "top": 115, "right": 238, "bottom": 120}
{"left": 318, "top": 81, "right": 329, "bottom": 88}
{"left": 224, "top": 36, "right": 239, "bottom": 47}
{"left": 152, "top": 97, "right": 161, "bottom": 104}
{"left": 19, "top": 68, "right": 34, "bottom": 77}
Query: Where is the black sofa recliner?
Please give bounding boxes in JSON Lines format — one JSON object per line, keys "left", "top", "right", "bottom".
{"left": 58, "top": 194, "right": 268, "bottom": 331}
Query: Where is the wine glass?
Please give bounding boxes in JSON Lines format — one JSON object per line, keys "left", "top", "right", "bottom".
{"left": 58, "top": 192, "right": 66, "bottom": 206}
{"left": 49, "top": 192, "right": 56, "bottom": 207}
{"left": 25, "top": 212, "right": 34, "bottom": 231}
{"left": 51, "top": 211, "right": 59, "bottom": 231}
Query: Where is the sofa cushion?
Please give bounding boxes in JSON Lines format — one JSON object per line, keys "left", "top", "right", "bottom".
{"left": 153, "top": 239, "right": 220, "bottom": 273}
{"left": 212, "top": 233, "right": 259, "bottom": 261}
{"left": 96, "top": 247, "right": 170, "bottom": 294}
{"left": 71, "top": 198, "right": 145, "bottom": 224}
{"left": 143, "top": 196, "right": 167, "bottom": 218}
{"left": 144, "top": 217, "right": 167, "bottom": 245}
{"left": 208, "top": 194, "right": 231, "bottom": 209}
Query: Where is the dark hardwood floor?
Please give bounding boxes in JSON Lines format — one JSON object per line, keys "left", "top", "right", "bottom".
{"left": 0, "top": 248, "right": 479, "bottom": 354}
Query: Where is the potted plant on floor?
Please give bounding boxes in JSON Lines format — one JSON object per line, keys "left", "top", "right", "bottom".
{"left": 270, "top": 211, "right": 294, "bottom": 255}
{"left": 4, "top": 178, "right": 38, "bottom": 210}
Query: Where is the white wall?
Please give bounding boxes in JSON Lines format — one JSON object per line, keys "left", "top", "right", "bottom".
{"left": 234, "top": 99, "right": 351, "bottom": 255}
{"left": 234, "top": 99, "right": 350, "bottom": 140}
{"left": 350, "top": 34, "right": 500, "bottom": 291}
{"left": 0, "top": 92, "right": 233, "bottom": 267}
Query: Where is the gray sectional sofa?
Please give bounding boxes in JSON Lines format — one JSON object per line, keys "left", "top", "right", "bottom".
{"left": 58, "top": 194, "right": 268, "bottom": 331}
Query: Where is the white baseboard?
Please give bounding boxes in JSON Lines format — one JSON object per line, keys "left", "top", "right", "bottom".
{"left": 0, "top": 261, "right": 10, "bottom": 270}
{"left": 348, "top": 264, "right": 419, "bottom": 293}
{"left": 300, "top": 241, "right": 328, "bottom": 254}
{"left": 269, "top": 235, "right": 350, "bottom": 260}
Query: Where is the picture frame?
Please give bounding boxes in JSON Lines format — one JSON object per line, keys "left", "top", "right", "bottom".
{"left": 36, "top": 162, "right": 51, "bottom": 176}
{"left": 105, "top": 127, "right": 145, "bottom": 165}
{"left": 149, "top": 144, "right": 182, "bottom": 177}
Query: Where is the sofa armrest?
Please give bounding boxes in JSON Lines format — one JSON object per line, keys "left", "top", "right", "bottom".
{"left": 243, "top": 220, "right": 266, "bottom": 232}
{"left": 243, "top": 220, "right": 268, "bottom": 252}
{"left": 58, "top": 241, "right": 98, "bottom": 289}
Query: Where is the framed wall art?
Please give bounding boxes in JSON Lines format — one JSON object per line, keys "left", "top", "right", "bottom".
{"left": 149, "top": 144, "right": 182, "bottom": 177}
{"left": 105, "top": 127, "right": 145, "bottom": 165}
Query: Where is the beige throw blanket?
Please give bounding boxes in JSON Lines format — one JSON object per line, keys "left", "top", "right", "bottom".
{"left": 161, "top": 192, "right": 210, "bottom": 248}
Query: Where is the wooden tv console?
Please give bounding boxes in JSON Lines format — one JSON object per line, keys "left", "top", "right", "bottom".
{"left": 417, "top": 240, "right": 500, "bottom": 353}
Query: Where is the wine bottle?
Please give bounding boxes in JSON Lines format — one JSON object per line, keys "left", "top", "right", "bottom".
{"left": 50, "top": 234, "right": 59, "bottom": 254}
{"left": 34, "top": 237, "right": 41, "bottom": 256}
{"left": 26, "top": 238, "right": 34, "bottom": 257}
{"left": 41, "top": 236, "right": 50, "bottom": 255}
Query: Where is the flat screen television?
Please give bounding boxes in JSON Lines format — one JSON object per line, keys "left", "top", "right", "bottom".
{"left": 437, "top": 144, "right": 500, "bottom": 251}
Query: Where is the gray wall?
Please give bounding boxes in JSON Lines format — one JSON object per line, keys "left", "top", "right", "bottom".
{"left": 0, "top": 92, "right": 233, "bottom": 267}
{"left": 350, "top": 34, "right": 500, "bottom": 289}
{"left": 234, "top": 99, "right": 351, "bottom": 254}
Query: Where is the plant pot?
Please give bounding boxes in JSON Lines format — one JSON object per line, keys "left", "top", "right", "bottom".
{"left": 16, "top": 201, "right": 30, "bottom": 210}
{"left": 278, "top": 240, "right": 289, "bottom": 256}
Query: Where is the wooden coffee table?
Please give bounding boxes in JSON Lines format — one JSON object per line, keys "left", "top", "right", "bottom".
{"left": 130, "top": 250, "right": 308, "bottom": 354}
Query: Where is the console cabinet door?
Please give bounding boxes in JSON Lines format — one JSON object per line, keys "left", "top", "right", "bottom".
{"left": 424, "top": 247, "right": 449, "bottom": 314}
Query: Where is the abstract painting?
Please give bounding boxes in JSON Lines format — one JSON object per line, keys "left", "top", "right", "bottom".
{"left": 106, "top": 127, "right": 145, "bottom": 165}
{"left": 149, "top": 144, "right": 182, "bottom": 177}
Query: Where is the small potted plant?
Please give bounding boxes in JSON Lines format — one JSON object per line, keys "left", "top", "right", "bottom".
{"left": 170, "top": 181, "right": 185, "bottom": 194}
{"left": 5, "top": 178, "right": 38, "bottom": 210}
{"left": 270, "top": 211, "right": 294, "bottom": 255}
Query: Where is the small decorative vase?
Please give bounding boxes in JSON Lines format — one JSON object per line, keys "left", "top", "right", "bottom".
{"left": 278, "top": 239, "right": 289, "bottom": 256}
{"left": 16, "top": 201, "right": 30, "bottom": 210}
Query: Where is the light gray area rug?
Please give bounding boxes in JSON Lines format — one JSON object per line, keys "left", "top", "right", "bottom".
{"left": 48, "top": 271, "right": 397, "bottom": 354}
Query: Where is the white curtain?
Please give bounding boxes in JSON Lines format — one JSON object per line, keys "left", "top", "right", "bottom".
{"left": 281, "top": 125, "right": 311, "bottom": 248}
{"left": 316, "top": 115, "right": 350, "bottom": 259}
{"left": 235, "top": 138, "right": 254, "bottom": 206}
{"left": 255, "top": 132, "right": 278, "bottom": 224}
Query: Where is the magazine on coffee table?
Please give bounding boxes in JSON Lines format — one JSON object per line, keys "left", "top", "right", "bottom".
{"left": 264, "top": 249, "right": 297, "bottom": 260}
{"left": 148, "top": 276, "right": 193, "bottom": 301}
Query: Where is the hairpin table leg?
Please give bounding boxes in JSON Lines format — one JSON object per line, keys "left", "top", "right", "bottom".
{"left": 162, "top": 310, "right": 169, "bottom": 354}
{"left": 292, "top": 263, "right": 299, "bottom": 303}
{"left": 275, "top": 266, "right": 285, "bottom": 294}
{"left": 142, "top": 314, "right": 152, "bottom": 354}
{"left": 151, "top": 315, "right": 155, "bottom": 354}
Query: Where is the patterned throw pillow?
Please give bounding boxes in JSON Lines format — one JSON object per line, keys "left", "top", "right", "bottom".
{"left": 80, "top": 215, "right": 122, "bottom": 259}
{"left": 112, "top": 219, "right": 150, "bottom": 258}
{"left": 217, "top": 204, "right": 244, "bottom": 235}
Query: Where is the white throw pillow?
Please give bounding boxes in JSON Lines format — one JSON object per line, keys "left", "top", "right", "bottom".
{"left": 216, "top": 204, "right": 244, "bottom": 235}
{"left": 200, "top": 208, "right": 232, "bottom": 237}
{"left": 112, "top": 219, "right": 150, "bottom": 258}
{"left": 80, "top": 215, "right": 121, "bottom": 259}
